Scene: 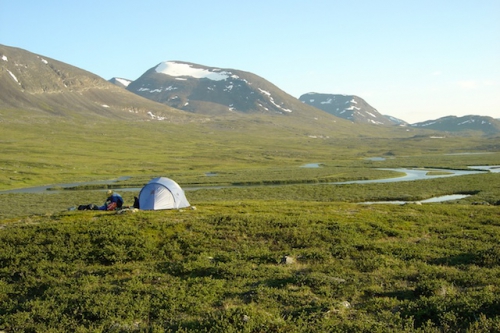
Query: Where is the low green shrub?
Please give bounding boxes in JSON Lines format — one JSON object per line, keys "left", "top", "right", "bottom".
{"left": 1, "top": 202, "right": 499, "bottom": 331}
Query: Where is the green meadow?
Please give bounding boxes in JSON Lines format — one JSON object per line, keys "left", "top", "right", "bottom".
{"left": 1, "top": 118, "right": 499, "bottom": 332}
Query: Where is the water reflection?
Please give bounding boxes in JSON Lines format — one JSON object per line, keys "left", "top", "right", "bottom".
{"left": 361, "top": 194, "right": 471, "bottom": 205}
{"left": 333, "top": 168, "right": 485, "bottom": 185}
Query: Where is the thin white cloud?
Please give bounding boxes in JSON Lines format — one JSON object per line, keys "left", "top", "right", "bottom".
{"left": 457, "top": 80, "right": 478, "bottom": 89}
{"left": 457, "top": 80, "right": 497, "bottom": 89}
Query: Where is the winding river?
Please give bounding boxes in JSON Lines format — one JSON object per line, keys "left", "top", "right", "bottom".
{"left": 332, "top": 167, "right": 487, "bottom": 185}
{"left": 0, "top": 166, "right": 495, "bottom": 195}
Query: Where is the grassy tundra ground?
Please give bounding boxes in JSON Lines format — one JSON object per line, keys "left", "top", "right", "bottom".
{"left": 1, "top": 202, "right": 499, "bottom": 332}
{"left": 1, "top": 119, "right": 499, "bottom": 331}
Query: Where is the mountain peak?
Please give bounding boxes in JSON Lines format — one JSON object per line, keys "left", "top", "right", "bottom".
{"left": 411, "top": 115, "right": 500, "bottom": 134}
{"left": 126, "top": 61, "right": 298, "bottom": 115}
{"left": 108, "top": 77, "right": 132, "bottom": 88}
{"left": 155, "top": 61, "right": 235, "bottom": 81}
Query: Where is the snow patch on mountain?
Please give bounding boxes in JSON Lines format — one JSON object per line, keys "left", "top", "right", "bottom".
{"left": 258, "top": 88, "right": 271, "bottom": 96}
{"left": 37, "top": 56, "right": 48, "bottom": 64}
{"left": 346, "top": 105, "right": 360, "bottom": 111}
{"left": 7, "top": 70, "right": 20, "bottom": 84}
{"left": 155, "top": 61, "right": 231, "bottom": 81}
{"left": 137, "top": 85, "right": 178, "bottom": 93}
{"left": 147, "top": 111, "right": 167, "bottom": 121}
{"left": 415, "top": 121, "right": 437, "bottom": 127}
{"left": 115, "top": 78, "right": 131, "bottom": 87}
{"left": 1, "top": 55, "right": 7, "bottom": 61}
{"left": 258, "top": 88, "right": 292, "bottom": 113}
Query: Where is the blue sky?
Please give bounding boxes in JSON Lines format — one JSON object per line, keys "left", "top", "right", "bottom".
{"left": 1, "top": 0, "right": 499, "bottom": 123}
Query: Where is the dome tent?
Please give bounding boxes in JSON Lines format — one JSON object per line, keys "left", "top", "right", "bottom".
{"left": 138, "top": 177, "right": 190, "bottom": 210}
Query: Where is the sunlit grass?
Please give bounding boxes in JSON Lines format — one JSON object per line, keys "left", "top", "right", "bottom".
{"left": 1, "top": 201, "right": 499, "bottom": 331}
{"left": 1, "top": 117, "right": 498, "bottom": 190}
{"left": 1, "top": 116, "right": 500, "bottom": 331}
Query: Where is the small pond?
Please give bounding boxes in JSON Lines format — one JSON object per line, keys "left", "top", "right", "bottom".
{"left": 469, "top": 165, "right": 500, "bottom": 173}
{"left": 300, "top": 163, "right": 322, "bottom": 168}
{"left": 365, "top": 157, "right": 386, "bottom": 161}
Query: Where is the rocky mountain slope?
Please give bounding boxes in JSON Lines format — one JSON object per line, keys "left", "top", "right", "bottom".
{"left": 411, "top": 115, "right": 500, "bottom": 134}
{"left": 0, "top": 44, "right": 192, "bottom": 122}
{"left": 0, "top": 45, "right": 367, "bottom": 137}
{"left": 299, "top": 92, "right": 399, "bottom": 126}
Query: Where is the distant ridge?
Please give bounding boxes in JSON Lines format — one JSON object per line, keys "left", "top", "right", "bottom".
{"left": 385, "top": 115, "right": 408, "bottom": 126}
{"left": 108, "top": 77, "right": 132, "bottom": 88}
{"left": 299, "top": 92, "right": 399, "bottom": 126}
{"left": 411, "top": 115, "right": 500, "bottom": 135}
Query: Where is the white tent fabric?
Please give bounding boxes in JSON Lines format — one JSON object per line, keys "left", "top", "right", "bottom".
{"left": 138, "top": 177, "right": 190, "bottom": 210}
